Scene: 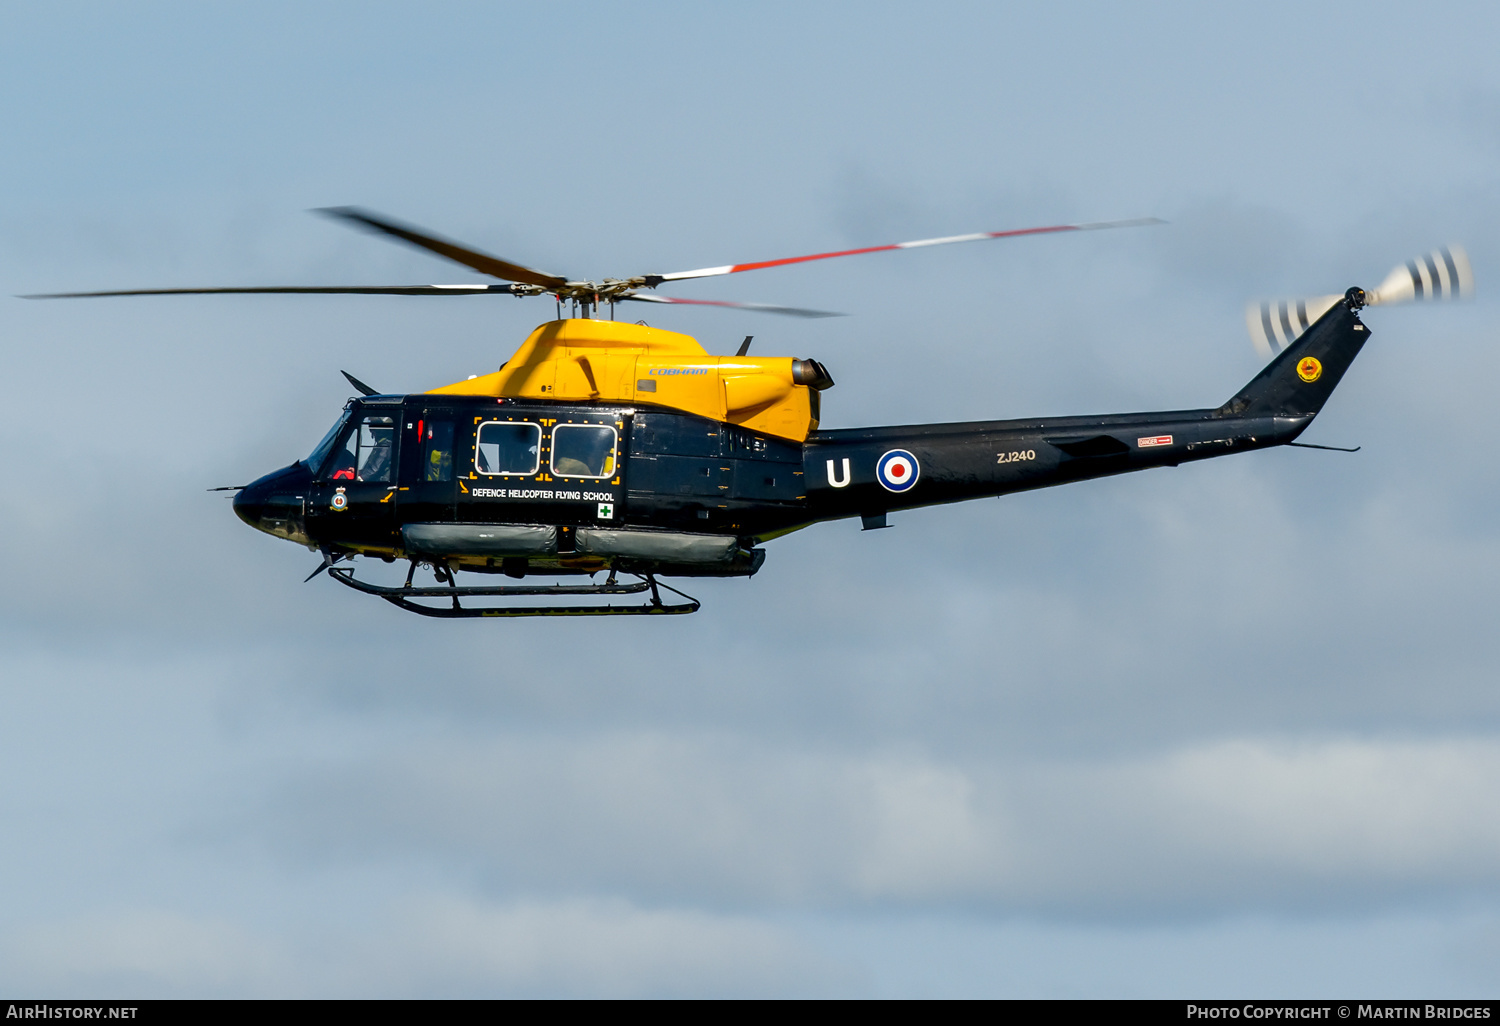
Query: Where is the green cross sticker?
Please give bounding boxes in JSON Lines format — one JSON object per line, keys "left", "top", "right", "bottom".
{"left": 597, "top": 502, "right": 614, "bottom": 519}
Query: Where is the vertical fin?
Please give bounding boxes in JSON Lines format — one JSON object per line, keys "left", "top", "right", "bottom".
{"left": 1225, "top": 291, "right": 1369, "bottom": 418}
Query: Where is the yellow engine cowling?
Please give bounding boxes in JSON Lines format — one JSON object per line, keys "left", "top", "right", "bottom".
{"left": 427, "top": 318, "right": 820, "bottom": 442}
{"left": 723, "top": 371, "right": 793, "bottom": 415}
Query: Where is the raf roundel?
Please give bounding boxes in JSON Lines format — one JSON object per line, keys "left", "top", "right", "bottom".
{"left": 876, "top": 449, "right": 920, "bottom": 493}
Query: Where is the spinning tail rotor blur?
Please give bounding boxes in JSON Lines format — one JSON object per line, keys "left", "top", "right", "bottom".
{"left": 1247, "top": 246, "right": 1473, "bottom": 360}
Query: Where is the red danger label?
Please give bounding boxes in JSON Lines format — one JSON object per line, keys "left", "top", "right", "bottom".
{"left": 1137, "top": 435, "right": 1173, "bottom": 447}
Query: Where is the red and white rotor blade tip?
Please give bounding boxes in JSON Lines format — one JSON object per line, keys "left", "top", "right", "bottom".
{"left": 621, "top": 294, "right": 842, "bottom": 318}
{"left": 653, "top": 217, "right": 1164, "bottom": 282}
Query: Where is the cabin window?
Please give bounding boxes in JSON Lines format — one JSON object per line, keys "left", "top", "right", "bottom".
{"left": 476, "top": 421, "right": 541, "bottom": 476}
{"left": 420, "top": 421, "right": 454, "bottom": 482}
{"left": 551, "top": 424, "right": 618, "bottom": 479}
{"left": 327, "top": 414, "right": 395, "bottom": 482}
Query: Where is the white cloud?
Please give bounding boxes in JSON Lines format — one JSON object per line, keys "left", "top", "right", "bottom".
{"left": 1006, "top": 736, "right": 1500, "bottom": 913}
{"left": 380, "top": 896, "right": 850, "bottom": 998}
{"left": 262, "top": 730, "right": 1500, "bottom": 915}
{"left": 2, "top": 911, "right": 287, "bottom": 996}
{"left": 0, "top": 900, "right": 849, "bottom": 998}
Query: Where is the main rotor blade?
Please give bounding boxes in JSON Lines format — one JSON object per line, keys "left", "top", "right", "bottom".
{"left": 21, "top": 284, "right": 523, "bottom": 298}
{"left": 316, "top": 207, "right": 568, "bottom": 289}
{"left": 652, "top": 217, "right": 1164, "bottom": 282}
{"left": 620, "top": 294, "right": 842, "bottom": 318}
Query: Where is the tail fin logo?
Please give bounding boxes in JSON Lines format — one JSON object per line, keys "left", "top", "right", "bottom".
{"left": 1297, "top": 357, "right": 1323, "bottom": 383}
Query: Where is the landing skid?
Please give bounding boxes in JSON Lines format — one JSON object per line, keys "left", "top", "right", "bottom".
{"left": 326, "top": 564, "right": 700, "bottom": 618}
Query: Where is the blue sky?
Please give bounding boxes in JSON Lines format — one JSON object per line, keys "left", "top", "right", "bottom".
{"left": 2, "top": 0, "right": 1500, "bottom": 996}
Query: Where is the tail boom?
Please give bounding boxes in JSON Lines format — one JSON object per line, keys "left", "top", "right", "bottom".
{"left": 798, "top": 296, "right": 1369, "bottom": 527}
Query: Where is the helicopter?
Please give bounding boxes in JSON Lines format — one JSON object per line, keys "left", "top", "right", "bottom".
{"left": 24, "top": 210, "right": 1473, "bottom": 616}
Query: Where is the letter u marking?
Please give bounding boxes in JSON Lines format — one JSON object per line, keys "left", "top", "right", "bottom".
{"left": 826, "top": 458, "right": 851, "bottom": 488}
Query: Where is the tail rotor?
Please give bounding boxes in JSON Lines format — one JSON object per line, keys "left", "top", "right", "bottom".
{"left": 1245, "top": 245, "right": 1472, "bottom": 360}
{"left": 1246, "top": 295, "right": 1343, "bottom": 361}
{"left": 1365, "top": 244, "right": 1473, "bottom": 306}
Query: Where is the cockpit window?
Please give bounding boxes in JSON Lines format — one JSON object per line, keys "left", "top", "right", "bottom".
{"left": 305, "top": 408, "right": 352, "bottom": 471}
{"left": 325, "top": 414, "right": 395, "bottom": 482}
{"left": 476, "top": 421, "right": 541, "bottom": 476}
{"left": 550, "top": 424, "right": 617, "bottom": 479}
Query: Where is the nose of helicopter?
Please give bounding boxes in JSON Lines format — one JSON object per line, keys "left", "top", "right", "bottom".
{"left": 233, "top": 463, "right": 313, "bottom": 539}
{"left": 232, "top": 481, "right": 266, "bottom": 529}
